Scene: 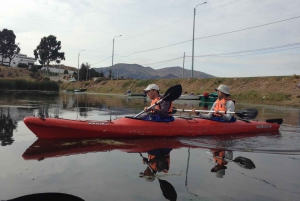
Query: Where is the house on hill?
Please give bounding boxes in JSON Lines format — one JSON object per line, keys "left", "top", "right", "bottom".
{"left": 0, "top": 53, "right": 36, "bottom": 67}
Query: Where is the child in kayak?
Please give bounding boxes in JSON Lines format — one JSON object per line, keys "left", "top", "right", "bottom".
{"left": 193, "top": 84, "right": 236, "bottom": 122}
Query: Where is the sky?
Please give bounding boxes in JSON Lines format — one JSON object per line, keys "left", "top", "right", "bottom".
{"left": 0, "top": 0, "right": 299, "bottom": 77}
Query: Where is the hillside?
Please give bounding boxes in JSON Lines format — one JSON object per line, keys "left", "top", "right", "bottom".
{"left": 0, "top": 65, "right": 33, "bottom": 80}
{"left": 93, "top": 64, "right": 214, "bottom": 79}
{"left": 61, "top": 75, "right": 300, "bottom": 107}
{"left": 1, "top": 65, "right": 299, "bottom": 107}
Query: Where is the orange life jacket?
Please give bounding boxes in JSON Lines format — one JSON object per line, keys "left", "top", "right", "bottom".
{"left": 150, "top": 97, "right": 173, "bottom": 116}
{"left": 148, "top": 154, "right": 170, "bottom": 173}
{"left": 213, "top": 98, "right": 233, "bottom": 116}
{"left": 212, "top": 151, "right": 228, "bottom": 166}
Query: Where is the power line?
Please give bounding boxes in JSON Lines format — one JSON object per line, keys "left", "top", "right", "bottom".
{"left": 215, "top": 46, "right": 300, "bottom": 57}
{"left": 119, "top": 0, "right": 244, "bottom": 42}
{"left": 187, "top": 42, "right": 300, "bottom": 57}
{"left": 118, "top": 15, "right": 300, "bottom": 57}
{"left": 89, "top": 15, "right": 300, "bottom": 65}
{"left": 141, "top": 56, "right": 182, "bottom": 66}
{"left": 90, "top": 56, "right": 112, "bottom": 66}
{"left": 139, "top": 42, "right": 300, "bottom": 66}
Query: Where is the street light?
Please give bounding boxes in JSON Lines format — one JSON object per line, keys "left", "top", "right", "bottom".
{"left": 77, "top": 49, "right": 85, "bottom": 81}
{"left": 191, "top": 2, "right": 206, "bottom": 78}
{"left": 111, "top": 35, "right": 122, "bottom": 80}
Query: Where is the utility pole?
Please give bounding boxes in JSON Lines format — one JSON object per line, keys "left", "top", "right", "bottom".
{"left": 182, "top": 52, "right": 185, "bottom": 78}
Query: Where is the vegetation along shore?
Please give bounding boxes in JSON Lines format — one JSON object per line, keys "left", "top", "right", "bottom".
{"left": 1, "top": 65, "right": 299, "bottom": 107}
{"left": 61, "top": 75, "right": 300, "bottom": 107}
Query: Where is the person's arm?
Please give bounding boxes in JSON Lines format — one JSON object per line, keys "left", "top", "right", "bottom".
{"left": 197, "top": 102, "right": 216, "bottom": 119}
{"left": 221, "top": 100, "right": 235, "bottom": 121}
{"left": 153, "top": 100, "right": 171, "bottom": 117}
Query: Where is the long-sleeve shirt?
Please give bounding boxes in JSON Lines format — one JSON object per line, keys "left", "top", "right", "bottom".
{"left": 152, "top": 100, "right": 171, "bottom": 117}
{"left": 199, "top": 100, "right": 235, "bottom": 121}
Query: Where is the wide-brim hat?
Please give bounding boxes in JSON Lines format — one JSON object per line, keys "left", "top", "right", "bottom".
{"left": 216, "top": 169, "right": 226, "bottom": 178}
{"left": 215, "top": 84, "right": 230, "bottom": 96}
{"left": 144, "top": 84, "right": 159, "bottom": 92}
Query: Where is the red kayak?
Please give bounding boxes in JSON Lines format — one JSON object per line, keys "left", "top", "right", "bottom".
{"left": 23, "top": 116, "right": 281, "bottom": 139}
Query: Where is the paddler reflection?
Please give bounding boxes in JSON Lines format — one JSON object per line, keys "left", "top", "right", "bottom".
{"left": 209, "top": 149, "right": 256, "bottom": 178}
{"left": 210, "top": 149, "right": 230, "bottom": 178}
{"left": 139, "top": 149, "right": 177, "bottom": 201}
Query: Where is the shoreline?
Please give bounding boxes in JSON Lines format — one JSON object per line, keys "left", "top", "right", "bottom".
{"left": 60, "top": 76, "right": 300, "bottom": 107}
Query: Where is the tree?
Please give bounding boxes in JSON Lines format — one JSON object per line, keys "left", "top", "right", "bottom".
{"left": 89, "top": 68, "right": 99, "bottom": 79}
{"left": 108, "top": 69, "right": 112, "bottom": 79}
{"left": 7, "top": 43, "right": 20, "bottom": 66}
{"left": 0, "top": 28, "right": 21, "bottom": 66}
{"left": 33, "top": 35, "right": 65, "bottom": 76}
{"left": 99, "top": 70, "right": 104, "bottom": 77}
{"left": 64, "top": 69, "right": 68, "bottom": 74}
{"left": 79, "top": 62, "right": 91, "bottom": 81}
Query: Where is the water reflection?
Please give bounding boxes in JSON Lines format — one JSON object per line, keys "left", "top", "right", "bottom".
{"left": 140, "top": 150, "right": 177, "bottom": 201}
{"left": 0, "top": 108, "right": 17, "bottom": 146}
{"left": 208, "top": 149, "right": 255, "bottom": 179}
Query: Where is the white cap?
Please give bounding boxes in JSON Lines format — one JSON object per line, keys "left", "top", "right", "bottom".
{"left": 215, "top": 84, "right": 230, "bottom": 95}
{"left": 143, "top": 84, "right": 159, "bottom": 92}
{"left": 216, "top": 169, "right": 226, "bottom": 178}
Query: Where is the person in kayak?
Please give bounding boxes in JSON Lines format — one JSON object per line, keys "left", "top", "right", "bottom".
{"left": 141, "top": 84, "right": 174, "bottom": 121}
{"left": 193, "top": 84, "right": 236, "bottom": 122}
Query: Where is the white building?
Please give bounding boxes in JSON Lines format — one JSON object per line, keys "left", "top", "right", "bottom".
{"left": 0, "top": 53, "right": 36, "bottom": 67}
{"left": 40, "top": 67, "right": 75, "bottom": 75}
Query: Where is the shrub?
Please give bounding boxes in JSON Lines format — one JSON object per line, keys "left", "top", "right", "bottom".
{"left": 18, "top": 63, "right": 29, "bottom": 68}
{"left": 42, "top": 77, "right": 51, "bottom": 81}
{"left": 136, "top": 79, "right": 155, "bottom": 87}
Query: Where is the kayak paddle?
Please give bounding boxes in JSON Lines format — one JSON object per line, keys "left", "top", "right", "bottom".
{"left": 134, "top": 84, "right": 182, "bottom": 118}
{"left": 8, "top": 193, "right": 84, "bottom": 201}
{"left": 173, "top": 108, "right": 258, "bottom": 120}
{"left": 207, "top": 151, "right": 256, "bottom": 169}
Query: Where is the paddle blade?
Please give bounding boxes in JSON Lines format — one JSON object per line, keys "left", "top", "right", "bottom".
{"left": 233, "top": 156, "right": 256, "bottom": 169}
{"left": 163, "top": 84, "right": 182, "bottom": 102}
{"left": 8, "top": 193, "right": 84, "bottom": 201}
{"left": 158, "top": 179, "right": 177, "bottom": 201}
{"left": 235, "top": 108, "right": 258, "bottom": 120}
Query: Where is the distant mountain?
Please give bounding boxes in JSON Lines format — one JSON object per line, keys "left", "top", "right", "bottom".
{"left": 93, "top": 63, "right": 214, "bottom": 79}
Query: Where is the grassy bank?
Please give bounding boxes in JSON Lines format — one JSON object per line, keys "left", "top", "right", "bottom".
{"left": 60, "top": 75, "right": 300, "bottom": 107}
{"left": 0, "top": 79, "right": 59, "bottom": 91}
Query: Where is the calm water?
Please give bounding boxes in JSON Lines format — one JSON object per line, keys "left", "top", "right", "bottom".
{"left": 0, "top": 92, "right": 300, "bottom": 201}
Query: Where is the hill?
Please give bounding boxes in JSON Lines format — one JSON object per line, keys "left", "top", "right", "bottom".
{"left": 93, "top": 64, "right": 214, "bottom": 79}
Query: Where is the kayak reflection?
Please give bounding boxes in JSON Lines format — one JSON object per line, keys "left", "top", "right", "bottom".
{"left": 6, "top": 192, "right": 84, "bottom": 201}
{"left": 22, "top": 137, "right": 200, "bottom": 160}
{"left": 0, "top": 108, "right": 17, "bottom": 146}
{"left": 22, "top": 138, "right": 190, "bottom": 201}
